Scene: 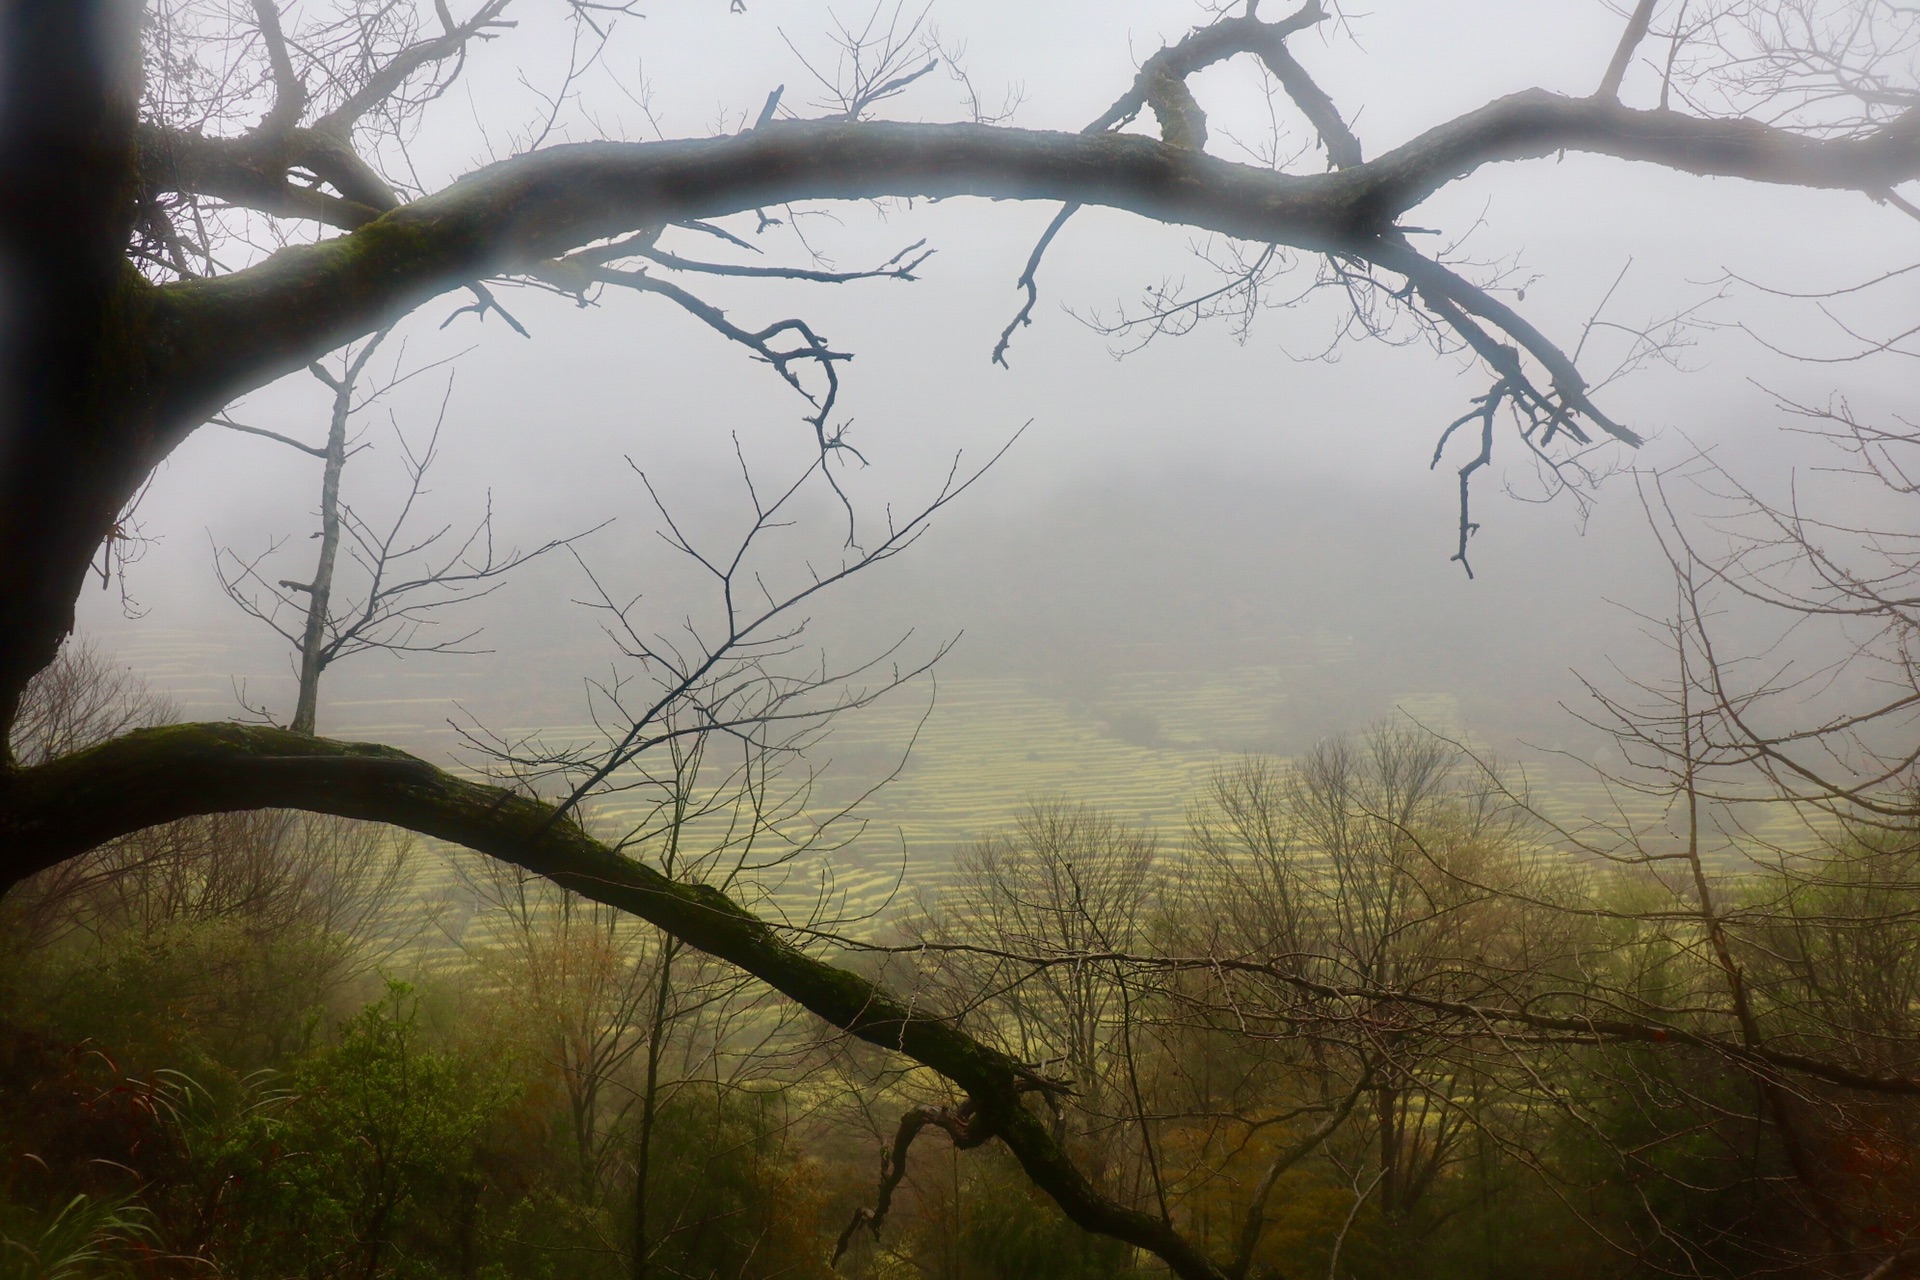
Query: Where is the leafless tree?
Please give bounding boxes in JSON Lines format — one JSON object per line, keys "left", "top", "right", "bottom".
{"left": 1486, "top": 404, "right": 1920, "bottom": 1276}
{"left": 214, "top": 330, "right": 591, "bottom": 734}
{"left": 449, "top": 439, "right": 961, "bottom": 1276}
{"left": 1169, "top": 732, "right": 1582, "bottom": 1275}
{"left": 8, "top": 3, "right": 1920, "bottom": 1276}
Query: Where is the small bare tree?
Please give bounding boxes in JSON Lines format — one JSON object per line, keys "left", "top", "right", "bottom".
{"left": 445, "top": 436, "right": 995, "bottom": 1277}
{"left": 1170, "top": 731, "right": 1579, "bottom": 1275}
{"left": 214, "top": 332, "right": 592, "bottom": 735}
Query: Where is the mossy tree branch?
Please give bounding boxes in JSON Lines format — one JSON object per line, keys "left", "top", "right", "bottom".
{"left": 0, "top": 720, "right": 1235, "bottom": 1280}
{"left": 149, "top": 97, "right": 1920, "bottom": 433}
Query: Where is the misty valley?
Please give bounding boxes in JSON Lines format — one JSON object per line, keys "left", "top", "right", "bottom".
{"left": 6, "top": 602, "right": 1914, "bottom": 1279}
{"left": 4, "top": 0, "right": 1920, "bottom": 1278}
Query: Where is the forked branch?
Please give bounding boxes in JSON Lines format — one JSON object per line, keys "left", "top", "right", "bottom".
{"left": 832, "top": 1096, "right": 1000, "bottom": 1264}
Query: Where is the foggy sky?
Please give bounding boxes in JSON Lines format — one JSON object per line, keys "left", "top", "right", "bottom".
{"left": 80, "top": 0, "right": 1920, "bottom": 790}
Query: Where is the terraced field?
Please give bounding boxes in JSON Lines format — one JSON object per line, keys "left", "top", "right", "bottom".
{"left": 92, "top": 626, "right": 1816, "bottom": 949}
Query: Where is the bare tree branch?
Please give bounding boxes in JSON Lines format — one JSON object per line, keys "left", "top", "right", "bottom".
{"left": 1599, "top": 0, "right": 1662, "bottom": 101}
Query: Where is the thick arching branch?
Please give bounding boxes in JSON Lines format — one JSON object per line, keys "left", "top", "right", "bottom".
{"left": 16, "top": 90, "right": 1919, "bottom": 744}
{"left": 145, "top": 99, "right": 1920, "bottom": 446}
{"left": 0, "top": 721, "right": 1233, "bottom": 1280}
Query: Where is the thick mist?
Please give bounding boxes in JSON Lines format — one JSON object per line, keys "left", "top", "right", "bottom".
{"left": 68, "top": 0, "right": 1918, "bottom": 852}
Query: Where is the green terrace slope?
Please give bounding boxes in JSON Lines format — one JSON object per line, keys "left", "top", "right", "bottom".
{"left": 89, "top": 628, "right": 1820, "bottom": 951}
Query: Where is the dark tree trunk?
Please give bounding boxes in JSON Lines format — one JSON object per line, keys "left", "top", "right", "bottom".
{"left": 631, "top": 940, "right": 675, "bottom": 1280}
{"left": 0, "top": 0, "right": 145, "bottom": 747}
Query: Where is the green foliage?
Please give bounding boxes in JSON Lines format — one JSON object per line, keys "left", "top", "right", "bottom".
{"left": 167, "top": 980, "right": 508, "bottom": 1279}
{"left": 486, "top": 1192, "right": 626, "bottom": 1280}
{"left": 0, "top": 1193, "right": 155, "bottom": 1280}
{"left": 953, "top": 1152, "right": 1136, "bottom": 1280}
{"left": 639, "top": 1083, "right": 835, "bottom": 1280}
{"left": 31, "top": 915, "right": 339, "bottom": 1077}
